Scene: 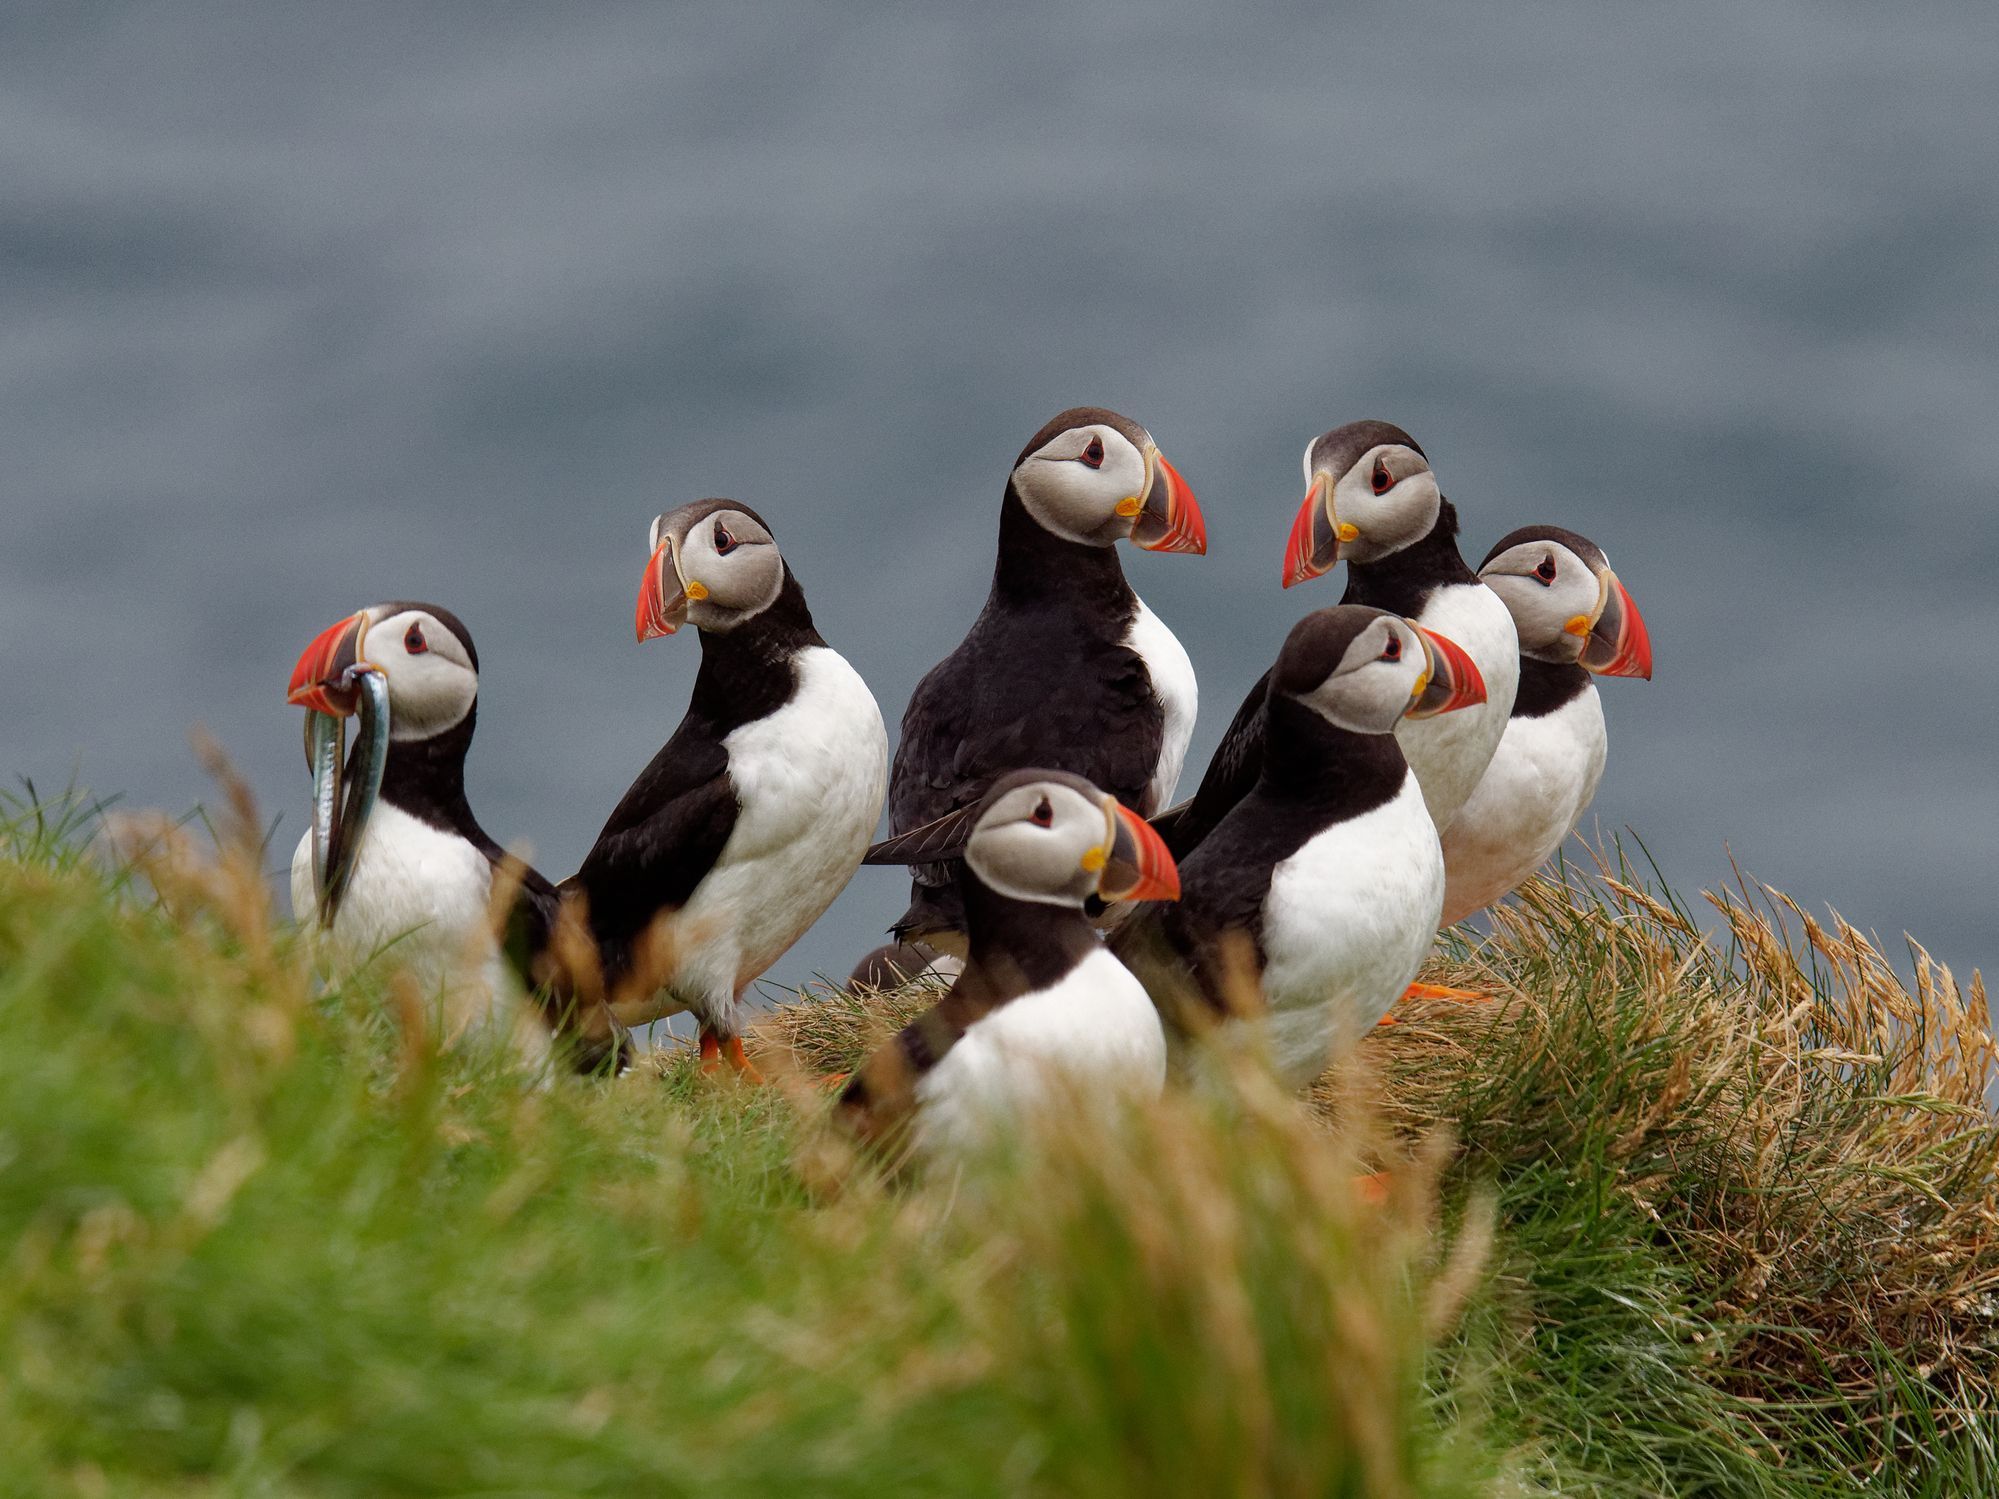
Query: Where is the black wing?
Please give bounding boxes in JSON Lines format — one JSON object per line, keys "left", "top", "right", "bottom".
{"left": 561, "top": 720, "right": 738, "bottom": 985}
{"left": 1155, "top": 667, "right": 1272, "bottom": 861}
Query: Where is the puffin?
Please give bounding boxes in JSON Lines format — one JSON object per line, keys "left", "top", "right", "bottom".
{"left": 563, "top": 499, "right": 888, "bottom": 1079}
{"left": 1113, "top": 606, "right": 1485, "bottom": 1089}
{"left": 839, "top": 769, "right": 1181, "bottom": 1160}
{"left": 285, "top": 602, "right": 621, "bottom": 1065}
{"left": 1438, "top": 525, "right": 1653, "bottom": 925}
{"left": 885, "top": 407, "right": 1206, "bottom": 952}
{"left": 846, "top": 941, "right": 964, "bottom": 992}
{"left": 1154, "top": 421, "right": 1514, "bottom": 862}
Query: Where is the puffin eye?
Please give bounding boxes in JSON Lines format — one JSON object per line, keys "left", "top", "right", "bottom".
{"left": 1381, "top": 633, "right": 1401, "bottom": 661}
{"left": 404, "top": 623, "right": 428, "bottom": 655}
{"left": 1371, "top": 458, "right": 1393, "bottom": 495}
{"left": 712, "top": 523, "right": 737, "bottom": 555}
{"left": 1534, "top": 555, "right": 1558, "bottom": 584}
{"left": 1030, "top": 797, "right": 1054, "bottom": 827}
{"left": 1080, "top": 435, "right": 1106, "bottom": 469}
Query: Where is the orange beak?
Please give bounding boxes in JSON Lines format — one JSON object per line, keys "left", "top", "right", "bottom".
{"left": 1098, "top": 799, "right": 1181, "bottom": 903}
{"left": 1131, "top": 449, "right": 1207, "bottom": 555}
{"left": 287, "top": 612, "right": 369, "bottom": 716}
{"left": 1407, "top": 625, "right": 1487, "bottom": 718}
{"left": 1282, "top": 472, "right": 1338, "bottom": 588}
{"left": 635, "top": 537, "right": 690, "bottom": 641}
{"left": 1579, "top": 570, "right": 1652, "bottom": 680}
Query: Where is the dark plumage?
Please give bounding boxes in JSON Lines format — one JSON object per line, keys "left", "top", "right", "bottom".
{"left": 887, "top": 409, "right": 1184, "bottom": 943}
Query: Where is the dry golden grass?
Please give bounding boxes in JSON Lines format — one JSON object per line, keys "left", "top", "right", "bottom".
{"left": 1348, "top": 863, "right": 1997, "bottom": 1455}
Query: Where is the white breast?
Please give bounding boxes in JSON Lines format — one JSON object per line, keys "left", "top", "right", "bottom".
{"left": 914, "top": 945, "right": 1167, "bottom": 1160}
{"left": 1125, "top": 593, "right": 1198, "bottom": 816}
{"left": 1397, "top": 582, "right": 1520, "bottom": 831}
{"left": 638, "top": 645, "right": 888, "bottom": 1031}
{"left": 1439, "top": 685, "right": 1606, "bottom": 925}
{"left": 1253, "top": 774, "right": 1444, "bottom": 1088}
{"left": 290, "top": 802, "right": 545, "bottom": 1060}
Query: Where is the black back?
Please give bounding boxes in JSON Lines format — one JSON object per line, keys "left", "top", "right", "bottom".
{"left": 564, "top": 570, "right": 824, "bottom": 989}
{"left": 886, "top": 481, "right": 1164, "bottom": 939}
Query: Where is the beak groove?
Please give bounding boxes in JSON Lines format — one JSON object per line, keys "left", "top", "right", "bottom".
{"left": 1098, "top": 800, "right": 1181, "bottom": 903}
{"left": 287, "top": 613, "right": 369, "bottom": 716}
{"left": 1580, "top": 571, "right": 1653, "bottom": 680}
{"left": 1282, "top": 474, "right": 1339, "bottom": 588}
{"left": 1131, "top": 449, "right": 1207, "bottom": 555}
{"left": 636, "top": 539, "right": 691, "bottom": 641}
{"left": 1408, "top": 625, "right": 1488, "bottom": 718}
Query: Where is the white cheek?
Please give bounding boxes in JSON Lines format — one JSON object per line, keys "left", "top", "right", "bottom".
{"left": 386, "top": 658, "right": 475, "bottom": 739}
{"left": 1017, "top": 463, "right": 1120, "bottom": 543}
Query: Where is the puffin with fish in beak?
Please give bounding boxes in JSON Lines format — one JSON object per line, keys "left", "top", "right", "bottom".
{"left": 285, "top": 602, "right": 624, "bottom": 1067}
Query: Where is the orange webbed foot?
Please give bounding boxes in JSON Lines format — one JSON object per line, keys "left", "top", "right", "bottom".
{"left": 1400, "top": 982, "right": 1492, "bottom": 1005}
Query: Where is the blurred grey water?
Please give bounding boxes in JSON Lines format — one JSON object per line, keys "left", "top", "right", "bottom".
{"left": 3, "top": 2, "right": 1995, "bottom": 1004}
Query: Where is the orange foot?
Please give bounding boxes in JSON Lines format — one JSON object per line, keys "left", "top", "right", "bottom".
{"left": 697, "top": 1029, "right": 767, "bottom": 1084}
{"left": 1400, "top": 982, "right": 1491, "bottom": 1004}
{"left": 818, "top": 1071, "right": 851, "bottom": 1093}
{"left": 1353, "top": 1171, "right": 1391, "bottom": 1206}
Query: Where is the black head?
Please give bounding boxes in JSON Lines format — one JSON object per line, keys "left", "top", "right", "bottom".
{"left": 1005, "top": 407, "right": 1206, "bottom": 554}
{"left": 1271, "top": 604, "right": 1486, "bottom": 734}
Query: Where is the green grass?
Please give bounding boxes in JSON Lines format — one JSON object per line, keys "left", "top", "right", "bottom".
{"left": 1, "top": 781, "right": 1993, "bottom": 1496}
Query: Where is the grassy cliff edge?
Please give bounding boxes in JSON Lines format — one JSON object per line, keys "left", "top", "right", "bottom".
{"left": 1, "top": 783, "right": 1992, "bottom": 1496}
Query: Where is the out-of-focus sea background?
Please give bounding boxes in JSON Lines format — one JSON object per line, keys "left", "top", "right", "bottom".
{"left": 4, "top": 3, "right": 1993, "bottom": 1008}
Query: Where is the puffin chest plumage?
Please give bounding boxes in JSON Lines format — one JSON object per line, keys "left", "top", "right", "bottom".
{"left": 1123, "top": 593, "right": 1198, "bottom": 814}
{"left": 290, "top": 800, "right": 494, "bottom": 980}
{"left": 1439, "top": 680, "right": 1605, "bottom": 925}
{"left": 659, "top": 645, "right": 888, "bottom": 1012}
{"left": 288, "top": 799, "right": 537, "bottom": 1052}
{"left": 913, "top": 945, "right": 1167, "bottom": 1157}
{"left": 1256, "top": 772, "right": 1445, "bottom": 1084}
{"left": 1395, "top": 582, "right": 1519, "bottom": 829}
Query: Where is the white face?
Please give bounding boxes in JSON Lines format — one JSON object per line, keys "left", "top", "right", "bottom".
{"left": 359, "top": 607, "right": 479, "bottom": 740}
{"left": 659, "top": 506, "right": 785, "bottom": 631}
{"left": 1296, "top": 614, "right": 1431, "bottom": 733}
{"left": 964, "top": 779, "right": 1116, "bottom": 907}
{"left": 1011, "top": 422, "right": 1152, "bottom": 547}
{"left": 1306, "top": 440, "right": 1442, "bottom": 565}
{"left": 1479, "top": 539, "right": 1602, "bottom": 662}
